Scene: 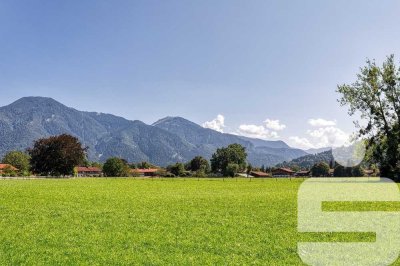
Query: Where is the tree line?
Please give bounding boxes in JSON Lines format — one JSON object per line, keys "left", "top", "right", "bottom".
{"left": 0, "top": 133, "right": 374, "bottom": 178}
{"left": 101, "top": 143, "right": 248, "bottom": 177}
{"left": 309, "top": 162, "right": 367, "bottom": 177}
{"left": 1, "top": 134, "right": 86, "bottom": 177}
{"left": 0, "top": 134, "right": 251, "bottom": 178}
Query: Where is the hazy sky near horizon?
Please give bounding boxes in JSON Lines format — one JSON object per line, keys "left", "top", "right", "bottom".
{"left": 1, "top": 1, "right": 400, "bottom": 149}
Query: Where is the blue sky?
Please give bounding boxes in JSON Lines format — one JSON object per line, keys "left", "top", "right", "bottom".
{"left": 1, "top": 1, "right": 400, "bottom": 149}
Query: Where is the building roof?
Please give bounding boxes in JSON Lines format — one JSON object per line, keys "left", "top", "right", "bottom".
{"left": 250, "top": 171, "right": 270, "bottom": 177}
{"left": 76, "top": 166, "right": 102, "bottom": 172}
{"left": 273, "top": 167, "right": 295, "bottom": 173}
{"left": 296, "top": 170, "right": 310, "bottom": 174}
{"left": 0, "top": 164, "right": 18, "bottom": 171}
{"left": 131, "top": 168, "right": 159, "bottom": 173}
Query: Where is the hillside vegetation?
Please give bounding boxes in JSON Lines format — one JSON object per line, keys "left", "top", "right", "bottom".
{"left": 276, "top": 150, "right": 333, "bottom": 169}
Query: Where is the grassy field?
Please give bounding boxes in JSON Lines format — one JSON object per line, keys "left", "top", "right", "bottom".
{"left": 0, "top": 178, "right": 398, "bottom": 265}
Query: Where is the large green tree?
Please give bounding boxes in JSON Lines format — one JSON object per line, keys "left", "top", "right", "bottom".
{"left": 352, "top": 166, "right": 365, "bottom": 177}
{"left": 2, "top": 151, "right": 30, "bottom": 173}
{"left": 337, "top": 55, "right": 400, "bottom": 179}
{"left": 311, "top": 162, "right": 330, "bottom": 177}
{"left": 333, "top": 165, "right": 352, "bottom": 177}
{"left": 167, "top": 162, "right": 185, "bottom": 177}
{"left": 226, "top": 163, "right": 239, "bottom": 177}
{"left": 333, "top": 165, "right": 347, "bottom": 177}
{"left": 210, "top": 143, "right": 247, "bottom": 176}
{"left": 187, "top": 156, "right": 210, "bottom": 173}
{"left": 103, "top": 157, "right": 130, "bottom": 177}
{"left": 28, "top": 134, "right": 87, "bottom": 176}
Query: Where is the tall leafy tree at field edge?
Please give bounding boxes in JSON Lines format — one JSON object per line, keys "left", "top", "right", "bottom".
{"left": 210, "top": 143, "right": 247, "bottom": 176}
{"left": 188, "top": 156, "right": 210, "bottom": 173}
{"left": 28, "top": 134, "right": 87, "bottom": 176}
{"left": 311, "top": 162, "right": 330, "bottom": 177}
{"left": 103, "top": 157, "right": 130, "bottom": 177}
{"left": 167, "top": 162, "right": 185, "bottom": 177}
{"left": 337, "top": 55, "right": 400, "bottom": 179}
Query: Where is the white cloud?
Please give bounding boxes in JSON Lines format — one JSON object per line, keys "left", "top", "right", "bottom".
{"left": 307, "top": 126, "right": 349, "bottom": 148}
{"left": 202, "top": 114, "right": 225, "bottom": 133}
{"left": 289, "top": 136, "right": 316, "bottom": 150}
{"left": 203, "top": 115, "right": 349, "bottom": 150}
{"left": 237, "top": 124, "right": 279, "bottom": 139}
{"left": 230, "top": 117, "right": 285, "bottom": 140}
{"left": 264, "top": 119, "right": 286, "bottom": 131}
{"left": 308, "top": 118, "right": 336, "bottom": 127}
{"left": 289, "top": 126, "right": 350, "bottom": 150}
{"left": 289, "top": 118, "right": 349, "bottom": 149}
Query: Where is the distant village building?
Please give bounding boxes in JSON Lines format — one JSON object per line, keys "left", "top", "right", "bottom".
{"left": 76, "top": 166, "right": 102, "bottom": 177}
{"left": 131, "top": 168, "right": 159, "bottom": 177}
{"left": 250, "top": 171, "right": 270, "bottom": 177}
{"left": 295, "top": 170, "right": 310, "bottom": 177}
{"left": 272, "top": 168, "right": 295, "bottom": 177}
{"left": 0, "top": 164, "right": 18, "bottom": 174}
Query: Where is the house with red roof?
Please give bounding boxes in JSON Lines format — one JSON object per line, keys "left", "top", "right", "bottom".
{"left": 272, "top": 167, "right": 295, "bottom": 177}
{"left": 131, "top": 168, "right": 159, "bottom": 177}
{"left": 75, "top": 166, "right": 102, "bottom": 177}
{"left": 250, "top": 171, "right": 270, "bottom": 177}
{"left": 0, "top": 164, "right": 18, "bottom": 174}
{"left": 295, "top": 170, "right": 310, "bottom": 177}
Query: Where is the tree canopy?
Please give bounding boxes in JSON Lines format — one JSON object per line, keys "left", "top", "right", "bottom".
{"left": 2, "top": 151, "right": 30, "bottom": 173}
{"left": 351, "top": 165, "right": 365, "bottom": 177}
{"left": 187, "top": 156, "right": 210, "bottom": 173}
{"left": 28, "top": 134, "right": 87, "bottom": 176}
{"left": 311, "top": 162, "right": 330, "bottom": 177}
{"left": 210, "top": 143, "right": 247, "bottom": 176}
{"left": 103, "top": 157, "right": 130, "bottom": 177}
{"left": 226, "top": 163, "right": 239, "bottom": 177}
{"left": 337, "top": 55, "right": 400, "bottom": 179}
{"left": 167, "top": 162, "right": 185, "bottom": 177}
{"left": 333, "top": 165, "right": 348, "bottom": 177}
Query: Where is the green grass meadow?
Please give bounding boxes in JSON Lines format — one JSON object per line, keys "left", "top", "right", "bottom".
{"left": 0, "top": 178, "right": 398, "bottom": 265}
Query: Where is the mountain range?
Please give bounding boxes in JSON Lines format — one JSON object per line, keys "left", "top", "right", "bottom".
{"left": 0, "top": 97, "right": 309, "bottom": 166}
